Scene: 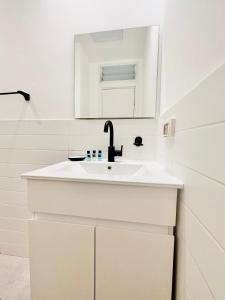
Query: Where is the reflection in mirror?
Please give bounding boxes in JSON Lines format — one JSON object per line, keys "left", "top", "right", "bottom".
{"left": 74, "top": 26, "right": 159, "bottom": 119}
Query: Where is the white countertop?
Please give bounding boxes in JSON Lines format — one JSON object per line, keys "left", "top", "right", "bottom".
{"left": 22, "top": 160, "right": 183, "bottom": 189}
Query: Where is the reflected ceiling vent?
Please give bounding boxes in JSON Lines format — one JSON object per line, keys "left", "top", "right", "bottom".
{"left": 100, "top": 64, "right": 136, "bottom": 81}
{"left": 90, "top": 30, "right": 124, "bottom": 43}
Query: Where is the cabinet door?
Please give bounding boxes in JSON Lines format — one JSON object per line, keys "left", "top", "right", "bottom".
{"left": 96, "top": 226, "right": 174, "bottom": 300}
{"left": 29, "top": 220, "right": 94, "bottom": 300}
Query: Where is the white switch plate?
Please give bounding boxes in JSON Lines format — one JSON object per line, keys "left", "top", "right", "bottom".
{"left": 163, "top": 118, "right": 176, "bottom": 137}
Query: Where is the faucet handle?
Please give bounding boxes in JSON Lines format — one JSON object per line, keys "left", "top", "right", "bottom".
{"left": 116, "top": 145, "right": 123, "bottom": 157}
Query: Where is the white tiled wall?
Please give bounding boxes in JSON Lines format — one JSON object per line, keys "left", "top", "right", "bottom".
{"left": 0, "top": 118, "right": 157, "bottom": 257}
{"left": 158, "top": 63, "right": 225, "bottom": 299}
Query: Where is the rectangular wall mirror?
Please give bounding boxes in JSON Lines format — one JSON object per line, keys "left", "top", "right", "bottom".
{"left": 74, "top": 25, "right": 159, "bottom": 119}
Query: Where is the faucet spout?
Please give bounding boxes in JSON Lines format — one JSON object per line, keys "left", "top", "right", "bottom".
{"left": 104, "top": 120, "right": 114, "bottom": 147}
{"left": 103, "top": 120, "right": 123, "bottom": 162}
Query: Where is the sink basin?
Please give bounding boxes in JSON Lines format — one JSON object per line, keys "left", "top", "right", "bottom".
{"left": 22, "top": 160, "right": 183, "bottom": 188}
{"left": 61, "top": 161, "right": 144, "bottom": 177}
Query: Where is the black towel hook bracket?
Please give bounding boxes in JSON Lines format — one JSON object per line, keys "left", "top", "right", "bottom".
{"left": 0, "top": 90, "right": 30, "bottom": 101}
{"left": 133, "top": 136, "right": 144, "bottom": 147}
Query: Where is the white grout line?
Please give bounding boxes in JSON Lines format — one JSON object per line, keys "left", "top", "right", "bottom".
{"left": 178, "top": 228, "right": 216, "bottom": 300}
{"left": 175, "top": 120, "right": 225, "bottom": 133}
{"left": 174, "top": 160, "right": 225, "bottom": 187}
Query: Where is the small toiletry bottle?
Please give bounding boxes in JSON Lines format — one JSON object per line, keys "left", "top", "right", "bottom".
{"left": 98, "top": 150, "right": 103, "bottom": 161}
{"left": 92, "top": 150, "right": 96, "bottom": 161}
{"left": 86, "top": 150, "right": 91, "bottom": 161}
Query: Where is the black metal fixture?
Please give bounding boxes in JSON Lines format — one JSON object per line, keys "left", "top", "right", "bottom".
{"left": 0, "top": 90, "right": 30, "bottom": 101}
{"left": 104, "top": 120, "right": 123, "bottom": 162}
{"left": 133, "top": 136, "right": 143, "bottom": 147}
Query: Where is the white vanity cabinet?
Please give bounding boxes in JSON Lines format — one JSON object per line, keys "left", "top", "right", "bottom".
{"left": 96, "top": 226, "right": 174, "bottom": 300}
{"left": 24, "top": 169, "right": 182, "bottom": 300}
{"left": 29, "top": 220, "right": 95, "bottom": 300}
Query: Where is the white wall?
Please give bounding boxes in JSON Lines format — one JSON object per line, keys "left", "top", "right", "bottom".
{"left": 160, "top": 0, "right": 225, "bottom": 298}
{"left": 0, "top": 0, "right": 165, "bottom": 119}
{"left": 161, "top": 0, "right": 225, "bottom": 112}
{"left": 159, "top": 64, "right": 225, "bottom": 299}
{"left": 0, "top": 0, "right": 166, "bottom": 256}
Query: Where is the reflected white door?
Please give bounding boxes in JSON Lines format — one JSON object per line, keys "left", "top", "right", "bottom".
{"left": 101, "top": 87, "right": 135, "bottom": 118}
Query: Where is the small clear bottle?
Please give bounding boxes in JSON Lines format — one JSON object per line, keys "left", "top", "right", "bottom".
{"left": 86, "top": 150, "right": 91, "bottom": 161}
{"left": 92, "top": 150, "right": 96, "bottom": 161}
{"left": 98, "top": 150, "right": 103, "bottom": 161}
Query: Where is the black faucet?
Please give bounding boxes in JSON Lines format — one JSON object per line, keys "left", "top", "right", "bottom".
{"left": 104, "top": 120, "right": 123, "bottom": 162}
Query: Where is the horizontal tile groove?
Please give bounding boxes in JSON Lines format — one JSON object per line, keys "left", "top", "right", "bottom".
{"left": 0, "top": 148, "right": 68, "bottom": 152}
{"left": 182, "top": 201, "right": 225, "bottom": 254}
{"left": 0, "top": 174, "right": 29, "bottom": 178}
{"left": 181, "top": 194, "right": 225, "bottom": 253}
{"left": 0, "top": 201, "right": 28, "bottom": 208}
{"left": 0, "top": 217, "right": 28, "bottom": 221}
{"left": 0, "top": 132, "right": 156, "bottom": 137}
{"left": 0, "top": 230, "right": 28, "bottom": 240}
{"left": 162, "top": 61, "right": 225, "bottom": 114}
{"left": 0, "top": 176, "right": 28, "bottom": 179}
{"left": 0, "top": 188, "right": 25, "bottom": 192}
{"left": 0, "top": 134, "right": 64, "bottom": 138}
{"left": 174, "top": 161, "right": 225, "bottom": 187}
{"left": 178, "top": 221, "right": 216, "bottom": 300}
{"left": 0, "top": 119, "right": 72, "bottom": 121}
{"left": 0, "top": 176, "right": 20, "bottom": 179}
{"left": 0, "top": 133, "right": 69, "bottom": 136}
{"left": 0, "top": 162, "right": 48, "bottom": 166}
{"left": 175, "top": 120, "right": 225, "bottom": 133}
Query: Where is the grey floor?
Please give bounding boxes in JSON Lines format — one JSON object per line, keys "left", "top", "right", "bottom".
{"left": 0, "top": 255, "right": 30, "bottom": 300}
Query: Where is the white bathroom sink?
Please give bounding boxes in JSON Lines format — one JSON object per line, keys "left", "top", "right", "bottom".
{"left": 61, "top": 161, "right": 144, "bottom": 177}
{"left": 22, "top": 160, "right": 183, "bottom": 188}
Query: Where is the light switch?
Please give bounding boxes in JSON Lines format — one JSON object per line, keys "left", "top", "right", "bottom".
{"left": 163, "top": 118, "right": 176, "bottom": 137}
